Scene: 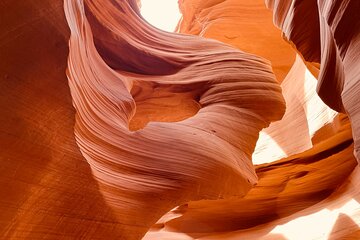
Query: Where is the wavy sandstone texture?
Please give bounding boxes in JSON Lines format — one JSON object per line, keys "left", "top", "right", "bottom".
{"left": 265, "top": 0, "right": 360, "bottom": 162}
{"left": 65, "top": 0, "right": 285, "bottom": 238}
{"left": 0, "top": 0, "right": 359, "bottom": 240}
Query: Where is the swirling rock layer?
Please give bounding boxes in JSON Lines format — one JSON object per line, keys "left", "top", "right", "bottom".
{"left": 266, "top": 0, "right": 360, "bottom": 162}
{"left": 65, "top": 0, "right": 285, "bottom": 238}
{"left": 0, "top": 0, "right": 359, "bottom": 239}
{"left": 177, "top": 0, "right": 295, "bottom": 82}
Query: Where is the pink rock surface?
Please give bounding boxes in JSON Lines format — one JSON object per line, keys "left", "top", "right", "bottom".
{"left": 266, "top": 0, "right": 360, "bottom": 162}
{"left": 0, "top": 0, "right": 359, "bottom": 239}
{"left": 65, "top": 0, "right": 285, "bottom": 238}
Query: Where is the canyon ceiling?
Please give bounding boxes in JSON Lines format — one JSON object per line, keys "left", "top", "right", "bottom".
{"left": 0, "top": 0, "right": 360, "bottom": 239}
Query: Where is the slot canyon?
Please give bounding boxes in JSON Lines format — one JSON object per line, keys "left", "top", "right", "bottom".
{"left": 1, "top": 0, "right": 360, "bottom": 239}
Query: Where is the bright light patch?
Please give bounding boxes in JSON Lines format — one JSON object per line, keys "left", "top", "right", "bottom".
{"left": 303, "top": 67, "right": 337, "bottom": 136}
{"left": 270, "top": 198, "right": 360, "bottom": 240}
{"left": 253, "top": 131, "right": 286, "bottom": 164}
{"left": 140, "top": 0, "right": 181, "bottom": 32}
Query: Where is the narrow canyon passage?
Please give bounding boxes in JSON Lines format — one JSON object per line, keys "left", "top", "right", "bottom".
{"left": 0, "top": 0, "right": 359, "bottom": 239}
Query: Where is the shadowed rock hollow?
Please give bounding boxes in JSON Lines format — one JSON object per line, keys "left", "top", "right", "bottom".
{"left": 1, "top": 0, "right": 360, "bottom": 239}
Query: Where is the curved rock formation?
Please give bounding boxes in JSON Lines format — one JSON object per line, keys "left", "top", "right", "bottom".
{"left": 65, "top": 0, "right": 285, "bottom": 238}
{"left": 0, "top": 0, "right": 359, "bottom": 239}
{"left": 177, "top": 0, "right": 296, "bottom": 82}
{"left": 266, "top": 0, "right": 360, "bottom": 162}
{"left": 253, "top": 55, "right": 337, "bottom": 163}
{"left": 0, "top": 1, "right": 128, "bottom": 239}
{"left": 145, "top": 127, "right": 357, "bottom": 239}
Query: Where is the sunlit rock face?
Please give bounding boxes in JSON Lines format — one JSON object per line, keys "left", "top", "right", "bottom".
{"left": 0, "top": 0, "right": 359, "bottom": 240}
{"left": 177, "top": 0, "right": 295, "bottom": 82}
{"left": 265, "top": 0, "right": 360, "bottom": 162}
{"left": 65, "top": 0, "right": 285, "bottom": 238}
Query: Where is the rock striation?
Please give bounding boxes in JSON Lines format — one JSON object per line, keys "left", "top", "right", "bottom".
{"left": 65, "top": 0, "right": 285, "bottom": 238}
{"left": 0, "top": 0, "right": 359, "bottom": 239}
{"left": 266, "top": 0, "right": 360, "bottom": 162}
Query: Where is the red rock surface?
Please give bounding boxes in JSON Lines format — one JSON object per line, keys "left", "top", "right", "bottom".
{"left": 66, "top": 0, "right": 285, "bottom": 238}
{"left": 266, "top": 0, "right": 360, "bottom": 161}
{"left": 0, "top": 0, "right": 359, "bottom": 239}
